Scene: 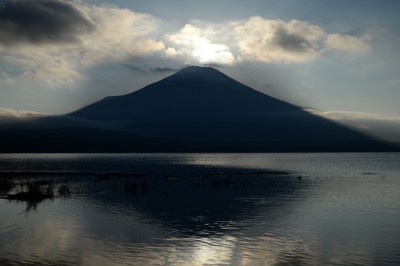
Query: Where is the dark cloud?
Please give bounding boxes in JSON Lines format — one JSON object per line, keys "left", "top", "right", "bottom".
{"left": 201, "top": 63, "right": 224, "bottom": 68}
{"left": 0, "top": 0, "right": 95, "bottom": 46}
{"left": 273, "top": 28, "right": 312, "bottom": 53}
{"left": 125, "top": 64, "right": 179, "bottom": 74}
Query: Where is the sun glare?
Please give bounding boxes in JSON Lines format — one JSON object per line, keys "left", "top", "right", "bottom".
{"left": 191, "top": 41, "right": 235, "bottom": 65}
{"left": 167, "top": 24, "right": 235, "bottom": 65}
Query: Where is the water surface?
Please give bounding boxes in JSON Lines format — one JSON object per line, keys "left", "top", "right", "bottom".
{"left": 0, "top": 153, "right": 399, "bottom": 265}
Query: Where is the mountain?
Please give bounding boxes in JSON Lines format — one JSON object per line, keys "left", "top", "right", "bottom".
{"left": 67, "top": 66, "right": 394, "bottom": 152}
{"left": 0, "top": 66, "right": 397, "bottom": 152}
{"left": 71, "top": 66, "right": 299, "bottom": 121}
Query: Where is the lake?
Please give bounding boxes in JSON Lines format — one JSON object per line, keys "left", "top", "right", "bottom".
{"left": 0, "top": 153, "right": 400, "bottom": 265}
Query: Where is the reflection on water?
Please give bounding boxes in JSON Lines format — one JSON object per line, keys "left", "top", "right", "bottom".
{"left": 0, "top": 153, "right": 400, "bottom": 265}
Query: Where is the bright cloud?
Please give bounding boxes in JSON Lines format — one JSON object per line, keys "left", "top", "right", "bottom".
{"left": 234, "top": 17, "right": 324, "bottom": 62}
{"left": 0, "top": 107, "right": 43, "bottom": 124}
{"left": 307, "top": 109, "right": 400, "bottom": 122}
{"left": 77, "top": 3, "right": 165, "bottom": 63}
{"left": 166, "top": 17, "right": 366, "bottom": 65}
{"left": 325, "top": 34, "right": 370, "bottom": 55}
{"left": 307, "top": 109, "right": 400, "bottom": 143}
{"left": 164, "top": 47, "right": 178, "bottom": 58}
{"left": 166, "top": 24, "right": 235, "bottom": 65}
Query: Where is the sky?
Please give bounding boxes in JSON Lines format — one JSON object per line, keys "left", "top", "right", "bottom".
{"left": 0, "top": 0, "right": 400, "bottom": 141}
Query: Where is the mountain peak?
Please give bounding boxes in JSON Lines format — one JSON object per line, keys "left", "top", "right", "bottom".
{"left": 177, "top": 65, "right": 219, "bottom": 74}
{"left": 165, "top": 66, "right": 231, "bottom": 85}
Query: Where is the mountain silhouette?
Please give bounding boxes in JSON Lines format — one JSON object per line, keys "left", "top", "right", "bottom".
{"left": 0, "top": 66, "right": 397, "bottom": 152}
{"left": 67, "top": 66, "right": 394, "bottom": 152}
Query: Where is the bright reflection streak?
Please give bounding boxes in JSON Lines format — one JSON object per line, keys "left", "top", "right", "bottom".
{"left": 190, "top": 236, "right": 236, "bottom": 265}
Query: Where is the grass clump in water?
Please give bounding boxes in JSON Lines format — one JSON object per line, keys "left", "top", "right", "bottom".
{"left": 58, "top": 184, "right": 72, "bottom": 198}
{"left": 2, "top": 179, "right": 55, "bottom": 213}
{"left": 6, "top": 179, "right": 54, "bottom": 202}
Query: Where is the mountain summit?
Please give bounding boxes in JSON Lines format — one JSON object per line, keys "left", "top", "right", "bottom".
{"left": 1, "top": 66, "right": 396, "bottom": 152}
{"left": 66, "top": 66, "right": 393, "bottom": 152}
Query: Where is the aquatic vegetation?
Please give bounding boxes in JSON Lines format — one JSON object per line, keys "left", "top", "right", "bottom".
{"left": 6, "top": 179, "right": 55, "bottom": 202}
{"left": 1, "top": 179, "right": 55, "bottom": 213}
{"left": 58, "top": 184, "right": 72, "bottom": 198}
{"left": 0, "top": 177, "right": 77, "bottom": 213}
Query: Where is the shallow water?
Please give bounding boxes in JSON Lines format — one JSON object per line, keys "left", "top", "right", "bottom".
{"left": 0, "top": 153, "right": 399, "bottom": 265}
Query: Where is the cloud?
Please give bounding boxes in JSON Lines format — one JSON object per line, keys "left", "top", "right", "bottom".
{"left": 77, "top": 3, "right": 165, "bottom": 62}
{"left": 0, "top": 107, "right": 42, "bottom": 117}
{"left": 164, "top": 47, "right": 178, "bottom": 58}
{"left": 0, "top": 5, "right": 376, "bottom": 91}
{"left": 0, "top": 70, "right": 14, "bottom": 82}
{"left": 325, "top": 34, "right": 370, "bottom": 55}
{"left": 0, "top": 0, "right": 95, "bottom": 46}
{"left": 0, "top": 0, "right": 167, "bottom": 84}
{"left": 166, "top": 23, "right": 235, "bottom": 65}
{"left": 234, "top": 17, "right": 324, "bottom": 62}
{"left": 0, "top": 5, "right": 373, "bottom": 86}
{"left": 124, "top": 64, "right": 179, "bottom": 74}
{"left": 167, "top": 17, "right": 368, "bottom": 64}
{"left": 0, "top": 107, "right": 43, "bottom": 124}
{"left": 306, "top": 109, "right": 399, "bottom": 122}
{"left": 306, "top": 109, "right": 400, "bottom": 143}
{"left": 0, "top": 48, "right": 83, "bottom": 85}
